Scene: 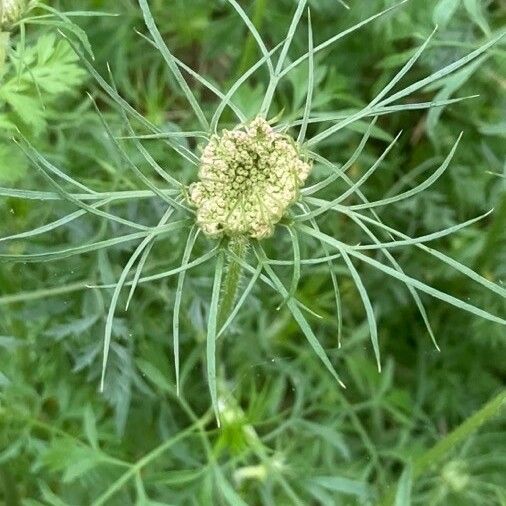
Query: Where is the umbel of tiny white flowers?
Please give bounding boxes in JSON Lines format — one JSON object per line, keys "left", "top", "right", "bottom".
{"left": 188, "top": 117, "right": 312, "bottom": 239}
{"left": 0, "top": 0, "right": 25, "bottom": 30}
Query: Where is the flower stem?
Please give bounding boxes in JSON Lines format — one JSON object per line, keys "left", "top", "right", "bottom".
{"left": 218, "top": 236, "right": 247, "bottom": 331}
{"left": 380, "top": 389, "right": 506, "bottom": 506}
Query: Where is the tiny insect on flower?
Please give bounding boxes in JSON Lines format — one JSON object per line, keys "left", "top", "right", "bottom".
{"left": 188, "top": 117, "right": 312, "bottom": 239}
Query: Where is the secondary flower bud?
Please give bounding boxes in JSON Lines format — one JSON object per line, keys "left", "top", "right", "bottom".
{"left": 189, "top": 117, "right": 312, "bottom": 239}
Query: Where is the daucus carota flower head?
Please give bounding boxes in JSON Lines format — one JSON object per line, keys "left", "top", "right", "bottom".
{"left": 0, "top": 0, "right": 25, "bottom": 30}
{"left": 188, "top": 117, "right": 312, "bottom": 239}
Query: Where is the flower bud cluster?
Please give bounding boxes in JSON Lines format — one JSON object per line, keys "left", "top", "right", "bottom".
{"left": 1, "top": 0, "right": 25, "bottom": 30}
{"left": 189, "top": 117, "right": 312, "bottom": 239}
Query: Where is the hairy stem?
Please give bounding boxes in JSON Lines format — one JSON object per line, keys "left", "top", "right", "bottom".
{"left": 218, "top": 237, "right": 247, "bottom": 331}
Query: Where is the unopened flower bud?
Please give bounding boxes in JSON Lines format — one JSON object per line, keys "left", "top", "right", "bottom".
{"left": 189, "top": 117, "right": 312, "bottom": 239}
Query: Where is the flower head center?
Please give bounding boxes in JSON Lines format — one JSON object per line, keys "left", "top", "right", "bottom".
{"left": 189, "top": 117, "right": 312, "bottom": 239}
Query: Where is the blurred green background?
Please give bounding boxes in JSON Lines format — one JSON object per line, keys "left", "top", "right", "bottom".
{"left": 0, "top": 0, "right": 505, "bottom": 504}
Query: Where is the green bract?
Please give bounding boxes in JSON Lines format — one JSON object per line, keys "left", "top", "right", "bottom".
{"left": 189, "top": 117, "right": 312, "bottom": 239}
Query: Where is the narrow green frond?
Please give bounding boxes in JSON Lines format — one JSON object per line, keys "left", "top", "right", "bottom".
{"left": 299, "top": 203, "right": 343, "bottom": 347}
{"left": 302, "top": 118, "right": 377, "bottom": 196}
{"left": 0, "top": 198, "right": 111, "bottom": 243}
{"left": 260, "top": 0, "right": 307, "bottom": 115}
{"left": 0, "top": 223, "right": 186, "bottom": 263}
{"left": 15, "top": 135, "right": 95, "bottom": 194}
{"left": 280, "top": 1, "right": 409, "bottom": 78}
{"left": 207, "top": 251, "right": 225, "bottom": 426}
{"left": 89, "top": 91, "right": 188, "bottom": 211}
{"left": 346, "top": 212, "right": 439, "bottom": 350}
{"left": 300, "top": 130, "right": 402, "bottom": 221}
{"left": 267, "top": 252, "right": 341, "bottom": 266}
{"left": 226, "top": 0, "right": 274, "bottom": 76}
{"left": 299, "top": 225, "right": 506, "bottom": 325}
{"left": 91, "top": 247, "right": 219, "bottom": 289}
{"left": 227, "top": 248, "right": 323, "bottom": 320}
{"left": 125, "top": 206, "right": 176, "bottom": 310}
{"left": 380, "top": 32, "right": 504, "bottom": 107}
{"left": 0, "top": 187, "right": 179, "bottom": 202}
{"left": 62, "top": 33, "right": 199, "bottom": 165}
{"left": 173, "top": 226, "right": 199, "bottom": 397}
{"left": 102, "top": 74, "right": 185, "bottom": 191}
{"left": 277, "top": 226, "right": 301, "bottom": 309}
{"left": 100, "top": 212, "right": 180, "bottom": 392}
{"left": 340, "top": 249, "right": 381, "bottom": 372}
{"left": 255, "top": 244, "right": 346, "bottom": 388}
{"left": 348, "top": 134, "right": 462, "bottom": 210}
{"left": 137, "top": 0, "right": 209, "bottom": 130}
{"left": 117, "top": 131, "right": 209, "bottom": 141}
{"left": 369, "top": 26, "right": 438, "bottom": 108}
{"left": 135, "top": 29, "right": 246, "bottom": 123}
{"left": 211, "top": 41, "right": 284, "bottom": 132}
{"left": 351, "top": 210, "right": 493, "bottom": 251}
{"left": 312, "top": 203, "right": 506, "bottom": 299}
{"left": 307, "top": 96, "right": 472, "bottom": 147}
{"left": 16, "top": 140, "right": 149, "bottom": 231}
{"left": 297, "top": 8, "right": 314, "bottom": 145}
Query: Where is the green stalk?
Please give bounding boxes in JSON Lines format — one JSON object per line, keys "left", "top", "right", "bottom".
{"left": 217, "top": 236, "right": 247, "bottom": 330}
{"left": 380, "top": 389, "right": 506, "bottom": 506}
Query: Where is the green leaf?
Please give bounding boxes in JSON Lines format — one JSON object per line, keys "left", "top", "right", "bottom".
{"left": 0, "top": 142, "right": 29, "bottom": 183}
{"left": 433, "top": 0, "right": 460, "bottom": 29}
{"left": 463, "top": 0, "right": 491, "bottom": 36}
{"left": 394, "top": 465, "right": 413, "bottom": 506}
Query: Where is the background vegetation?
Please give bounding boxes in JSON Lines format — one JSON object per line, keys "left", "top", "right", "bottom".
{"left": 0, "top": 0, "right": 505, "bottom": 504}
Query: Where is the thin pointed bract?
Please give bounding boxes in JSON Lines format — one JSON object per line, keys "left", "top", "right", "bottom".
{"left": 16, "top": 138, "right": 151, "bottom": 232}
{"left": 300, "top": 130, "right": 402, "bottom": 221}
{"left": 100, "top": 217, "right": 185, "bottom": 392}
{"left": 207, "top": 251, "right": 225, "bottom": 426}
{"left": 125, "top": 206, "right": 177, "bottom": 310}
{"left": 137, "top": 0, "right": 209, "bottom": 130}
{"left": 88, "top": 93, "right": 189, "bottom": 213}
{"left": 173, "top": 226, "right": 199, "bottom": 397}
{"left": 340, "top": 248, "right": 381, "bottom": 372}
{"left": 62, "top": 32, "right": 199, "bottom": 166}
{"left": 226, "top": 0, "right": 274, "bottom": 76}
{"left": 299, "top": 203, "right": 343, "bottom": 347}
{"left": 260, "top": 0, "right": 307, "bottom": 116}
{"left": 211, "top": 41, "right": 284, "bottom": 132}
{"left": 255, "top": 244, "right": 346, "bottom": 388}
{"left": 302, "top": 118, "right": 377, "bottom": 196}
{"left": 280, "top": 1, "right": 409, "bottom": 79}
{"left": 345, "top": 212, "right": 439, "bottom": 350}
{"left": 298, "top": 225, "right": 506, "bottom": 325}
{"left": 297, "top": 8, "right": 314, "bottom": 145}
{"left": 305, "top": 201, "right": 506, "bottom": 299}
{"left": 348, "top": 134, "right": 462, "bottom": 211}
{"left": 307, "top": 30, "right": 503, "bottom": 147}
